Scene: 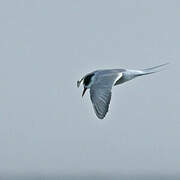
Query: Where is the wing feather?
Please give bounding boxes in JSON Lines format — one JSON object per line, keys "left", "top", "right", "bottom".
{"left": 90, "top": 72, "right": 122, "bottom": 119}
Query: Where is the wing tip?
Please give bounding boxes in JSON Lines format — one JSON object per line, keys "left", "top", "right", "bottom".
{"left": 92, "top": 104, "right": 107, "bottom": 120}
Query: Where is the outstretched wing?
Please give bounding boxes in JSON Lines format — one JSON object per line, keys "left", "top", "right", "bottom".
{"left": 90, "top": 72, "right": 122, "bottom": 119}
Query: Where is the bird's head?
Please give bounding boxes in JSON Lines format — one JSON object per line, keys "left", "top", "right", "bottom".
{"left": 77, "top": 73, "right": 95, "bottom": 97}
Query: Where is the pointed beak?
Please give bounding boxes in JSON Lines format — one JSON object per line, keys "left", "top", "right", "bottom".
{"left": 82, "top": 87, "right": 87, "bottom": 97}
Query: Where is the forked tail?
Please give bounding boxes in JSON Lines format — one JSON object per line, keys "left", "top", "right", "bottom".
{"left": 138, "top": 62, "right": 170, "bottom": 76}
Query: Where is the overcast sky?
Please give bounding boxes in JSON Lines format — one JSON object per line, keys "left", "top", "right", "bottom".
{"left": 0, "top": 0, "right": 179, "bottom": 175}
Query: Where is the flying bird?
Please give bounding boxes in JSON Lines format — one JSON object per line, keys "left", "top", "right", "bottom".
{"left": 77, "top": 63, "right": 169, "bottom": 119}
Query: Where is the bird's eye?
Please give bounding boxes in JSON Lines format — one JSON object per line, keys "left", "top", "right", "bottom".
{"left": 83, "top": 73, "right": 94, "bottom": 86}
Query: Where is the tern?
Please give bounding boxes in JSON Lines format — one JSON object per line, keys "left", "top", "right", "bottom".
{"left": 77, "top": 63, "right": 169, "bottom": 119}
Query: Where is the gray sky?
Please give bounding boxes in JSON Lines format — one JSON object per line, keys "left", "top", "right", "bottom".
{"left": 0, "top": 0, "right": 179, "bottom": 175}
